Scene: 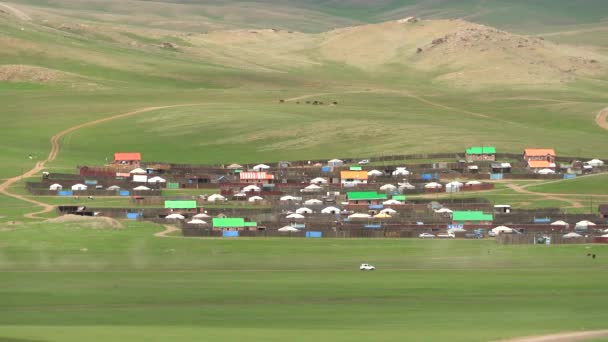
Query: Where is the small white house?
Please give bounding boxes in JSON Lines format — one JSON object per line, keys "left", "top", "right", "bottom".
{"left": 133, "top": 185, "right": 150, "bottom": 191}
{"left": 304, "top": 199, "right": 323, "bottom": 205}
{"left": 252, "top": 164, "right": 270, "bottom": 171}
{"left": 321, "top": 206, "right": 340, "bottom": 214}
{"left": 243, "top": 185, "right": 261, "bottom": 192}
{"left": 328, "top": 159, "right": 344, "bottom": 167}
{"left": 367, "top": 169, "right": 383, "bottom": 177}
{"left": 587, "top": 159, "right": 604, "bottom": 167}
{"left": 248, "top": 196, "right": 264, "bottom": 202}
{"left": 380, "top": 184, "right": 397, "bottom": 191}
{"left": 71, "top": 184, "right": 88, "bottom": 191}
{"left": 302, "top": 184, "right": 323, "bottom": 192}
{"left": 295, "top": 207, "right": 313, "bottom": 214}
{"left": 148, "top": 176, "right": 166, "bottom": 184}
{"left": 310, "top": 177, "right": 328, "bottom": 185}
{"left": 207, "top": 194, "right": 226, "bottom": 202}
{"left": 49, "top": 183, "right": 62, "bottom": 191}
{"left": 129, "top": 168, "right": 147, "bottom": 174}
{"left": 106, "top": 185, "right": 121, "bottom": 191}
{"left": 392, "top": 168, "right": 410, "bottom": 176}
{"left": 424, "top": 182, "right": 443, "bottom": 189}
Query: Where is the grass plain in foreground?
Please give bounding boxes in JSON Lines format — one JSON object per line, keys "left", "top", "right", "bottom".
{"left": 0, "top": 221, "right": 607, "bottom": 341}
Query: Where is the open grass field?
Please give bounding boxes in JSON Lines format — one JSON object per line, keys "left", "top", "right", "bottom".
{"left": 527, "top": 174, "right": 608, "bottom": 195}
{"left": 1, "top": 220, "right": 608, "bottom": 341}
{"left": 2, "top": 2, "right": 608, "bottom": 340}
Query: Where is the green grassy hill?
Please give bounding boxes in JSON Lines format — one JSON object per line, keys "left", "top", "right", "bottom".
{"left": 1, "top": 221, "right": 607, "bottom": 342}
{"left": 10, "top": 0, "right": 608, "bottom": 35}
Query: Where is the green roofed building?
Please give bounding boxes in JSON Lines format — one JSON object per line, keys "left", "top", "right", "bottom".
{"left": 392, "top": 195, "right": 407, "bottom": 201}
{"left": 349, "top": 166, "right": 363, "bottom": 171}
{"left": 165, "top": 200, "right": 197, "bottom": 209}
{"left": 452, "top": 211, "right": 493, "bottom": 224}
{"left": 347, "top": 192, "right": 388, "bottom": 205}
{"left": 466, "top": 146, "right": 496, "bottom": 162}
{"left": 212, "top": 218, "right": 257, "bottom": 229}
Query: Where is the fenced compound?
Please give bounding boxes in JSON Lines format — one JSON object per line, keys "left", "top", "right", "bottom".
{"left": 496, "top": 233, "right": 597, "bottom": 245}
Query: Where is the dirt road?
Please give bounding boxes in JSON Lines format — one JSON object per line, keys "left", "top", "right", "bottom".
{"left": 497, "top": 330, "right": 608, "bottom": 342}
{"left": 505, "top": 183, "right": 583, "bottom": 209}
{"left": 155, "top": 225, "right": 180, "bottom": 237}
{"left": 286, "top": 88, "right": 493, "bottom": 119}
{"left": 0, "top": 2, "right": 31, "bottom": 21}
{"left": 595, "top": 107, "right": 608, "bottom": 130}
{"left": 0, "top": 104, "right": 199, "bottom": 219}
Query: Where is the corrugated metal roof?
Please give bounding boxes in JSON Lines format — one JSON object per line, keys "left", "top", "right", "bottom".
{"left": 453, "top": 211, "right": 493, "bottom": 222}
{"left": 528, "top": 160, "right": 555, "bottom": 168}
{"left": 165, "top": 200, "right": 197, "bottom": 209}
{"left": 466, "top": 146, "right": 496, "bottom": 155}
{"left": 525, "top": 148, "right": 556, "bottom": 156}
{"left": 240, "top": 172, "right": 274, "bottom": 180}
{"left": 340, "top": 171, "right": 368, "bottom": 180}
{"left": 114, "top": 152, "right": 141, "bottom": 161}
{"left": 213, "top": 218, "right": 246, "bottom": 227}
{"left": 347, "top": 192, "right": 388, "bottom": 201}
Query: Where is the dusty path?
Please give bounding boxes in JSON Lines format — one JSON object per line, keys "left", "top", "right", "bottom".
{"left": 286, "top": 88, "right": 494, "bottom": 120}
{"left": 0, "top": 2, "right": 31, "bottom": 21}
{"left": 0, "top": 104, "right": 199, "bottom": 219}
{"left": 496, "top": 330, "right": 608, "bottom": 342}
{"left": 155, "top": 225, "right": 180, "bottom": 237}
{"left": 595, "top": 107, "right": 608, "bottom": 130}
{"left": 505, "top": 183, "right": 584, "bottom": 209}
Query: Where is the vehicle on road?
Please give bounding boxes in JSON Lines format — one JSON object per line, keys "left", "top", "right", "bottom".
{"left": 437, "top": 232, "right": 455, "bottom": 239}
{"left": 488, "top": 231, "right": 497, "bottom": 237}
{"left": 360, "top": 263, "right": 375, "bottom": 271}
{"left": 358, "top": 159, "right": 370, "bottom": 165}
{"left": 419, "top": 233, "right": 435, "bottom": 239}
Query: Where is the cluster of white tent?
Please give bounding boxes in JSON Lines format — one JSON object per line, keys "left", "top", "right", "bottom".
{"left": 284, "top": 206, "right": 397, "bottom": 220}
{"left": 49, "top": 183, "right": 157, "bottom": 191}
{"left": 165, "top": 212, "right": 210, "bottom": 225}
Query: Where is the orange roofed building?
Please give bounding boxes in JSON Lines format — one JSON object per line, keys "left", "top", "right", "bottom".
{"left": 524, "top": 149, "right": 556, "bottom": 169}
{"left": 114, "top": 152, "right": 141, "bottom": 167}
{"left": 340, "top": 171, "right": 368, "bottom": 186}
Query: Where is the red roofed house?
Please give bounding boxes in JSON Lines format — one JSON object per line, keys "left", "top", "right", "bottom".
{"left": 114, "top": 152, "right": 141, "bottom": 167}
{"left": 524, "top": 149, "right": 556, "bottom": 170}
{"left": 239, "top": 171, "right": 275, "bottom": 184}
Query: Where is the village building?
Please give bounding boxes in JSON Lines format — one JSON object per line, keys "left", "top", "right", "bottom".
{"left": 599, "top": 204, "right": 608, "bottom": 219}
{"left": 114, "top": 152, "right": 141, "bottom": 167}
{"left": 239, "top": 171, "right": 275, "bottom": 184}
{"left": 212, "top": 217, "right": 257, "bottom": 231}
{"left": 491, "top": 162, "right": 512, "bottom": 173}
{"left": 524, "top": 148, "right": 556, "bottom": 170}
{"left": 347, "top": 191, "right": 388, "bottom": 205}
{"left": 452, "top": 211, "right": 493, "bottom": 225}
{"left": 165, "top": 200, "right": 197, "bottom": 210}
{"left": 340, "top": 170, "right": 368, "bottom": 186}
{"left": 466, "top": 146, "right": 496, "bottom": 162}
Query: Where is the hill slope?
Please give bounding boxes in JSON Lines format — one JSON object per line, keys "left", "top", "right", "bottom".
{"left": 6, "top": 0, "right": 608, "bottom": 35}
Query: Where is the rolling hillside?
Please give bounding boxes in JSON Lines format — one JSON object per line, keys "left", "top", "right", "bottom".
{"left": 5, "top": 0, "right": 608, "bottom": 35}
{"left": 0, "top": 1, "right": 607, "bottom": 180}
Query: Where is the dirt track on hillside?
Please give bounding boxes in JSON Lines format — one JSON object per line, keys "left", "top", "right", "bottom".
{"left": 496, "top": 330, "right": 608, "bottom": 342}
{"left": 286, "top": 89, "right": 493, "bottom": 119}
{"left": 595, "top": 107, "right": 608, "bottom": 130}
{"left": 0, "top": 2, "right": 31, "bottom": 21}
{"left": 0, "top": 104, "right": 199, "bottom": 219}
{"left": 155, "top": 225, "right": 180, "bottom": 237}
{"left": 505, "top": 183, "right": 584, "bottom": 209}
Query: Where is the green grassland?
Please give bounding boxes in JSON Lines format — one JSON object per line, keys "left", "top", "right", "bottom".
{"left": 1, "top": 221, "right": 608, "bottom": 341}
{"left": 527, "top": 174, "right": 608, "bottom": 195}
{"left": 11, "top": 0, "right": 608, "bottom": 34}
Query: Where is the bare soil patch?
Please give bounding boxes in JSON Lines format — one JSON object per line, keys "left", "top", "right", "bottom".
{"left": 45, "top": 215, "right": 123, "bottom": 229}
